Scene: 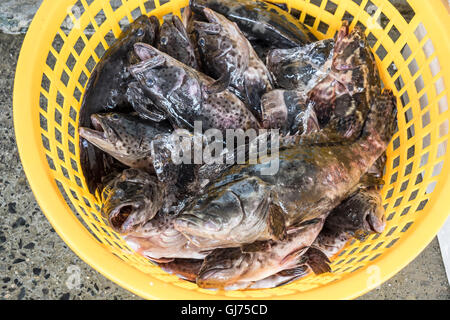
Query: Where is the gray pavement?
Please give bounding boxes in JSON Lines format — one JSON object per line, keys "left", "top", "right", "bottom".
{"left": 0, "top": 1, "right": 449, "bottom": 300}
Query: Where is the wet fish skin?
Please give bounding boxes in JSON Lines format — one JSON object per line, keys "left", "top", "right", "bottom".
{"left": 261, "top": 89, "right": 320, "bottom": 135}
{"left": 101, "top": 169, "right": 165, "bottom": 234}
{"left": 194, "top": 8, "right": 250, "bottom": 93}
{"left": 79, "top": 15, "right": 160, "bottom": 194}
{"left": 195, "top": 8, "right": 273, "bottom": 119}
{"left": 267, "top": 39, "right": 335, "bottom": 92}
{"left": 175, "top": 89, "right": 397, "bottom": 248}
{"left": 196, "top": 216, "right": 325, "bottom": 289}
{"left": 130, "top": 43, "right": 260, "bottom": 132}
{"left": 190, "top": 0, "right": 316, "bottom": 48}
{"left": 79, "top": 113, "right": 172, "bottom": 169}
{"left": 158, "top": 15, "right": 199, "bottom": 70}
{"left": 309, "top": 22, "right": 381, "bottom": 127}
{"left": 321, "top": 187, "right": 386, "bottom": 243}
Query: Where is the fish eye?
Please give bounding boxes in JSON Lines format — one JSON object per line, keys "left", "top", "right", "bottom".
{"left": 146, "top": 78, "right": 155, "bottom": 87}
{"left": 198, "top": 38, "right": 206, "bottom": 47}
{"left": 160, "top": 36, "right": 168, "bottom": 46}
{"left": 136, "top": 28, "right": 145, "bottom": 37}
{"left": 112, "top": 114, "right": 120, "bottom": 121}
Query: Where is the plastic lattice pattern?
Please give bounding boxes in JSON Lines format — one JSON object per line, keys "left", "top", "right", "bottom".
{"left": 13, "top": 0, "right": 450, "bottom": 299}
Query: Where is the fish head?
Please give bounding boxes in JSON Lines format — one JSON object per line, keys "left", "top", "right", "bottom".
{"left": 175, "top": 177, "right": 270, "bottom": 244}
{"left": 101, "top": 169, "right": 163, "bottom": 234}
{"left": 332, "top": 22, "right": 380, "bottom": 94}
{"left": 125, "top": 15, "right": 160, "bottom": 46}
{"left": 130, "top": 44, "right": 204, "bottom": 121}
{"left": 158, "top": 15, "right": 197, "bottom": 67}
{"left": 79, "top": 113, "right": 153, "bottom": 168}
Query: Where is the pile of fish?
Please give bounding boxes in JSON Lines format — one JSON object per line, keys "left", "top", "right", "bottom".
{"left": 78, "top": 0, "right": 397, "bottom": 290}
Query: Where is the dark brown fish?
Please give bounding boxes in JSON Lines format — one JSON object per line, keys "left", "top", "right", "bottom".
{"left": 101, "top": 169, "right": 165, "bottom": 234}
{"left": 79, "top": 15, "right": 160, "bottom": 193}
{"left": 309, "top": 22, "right": 381, "bottom": 127}
{"left": 261, "top": 89, "right": 319, "bottom": 135}
{"left": 175, "top": 90, "right": 397, "bottom": 248}
{"left": 196, "top": 216, "right": 326, "bottom": 289}
{"left": 190, "top": 0, "right": 316, "bottom": 48}
{"left": 157, "top": 15, "right": 199, "bottom": 70}
{"left": 79, "top": 113, "right": 172, "bottom": 169}
{"left": 130, "top": 43, "right": 260, "bottom": 132}
{"left": 194, "top": 8, "right": 273, "bottom": 118}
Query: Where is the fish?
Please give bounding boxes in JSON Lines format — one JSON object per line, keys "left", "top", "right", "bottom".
{"left": 260, "top": 89, "right": 319, "bottom": 135}
{"left": 101, "top": 169, "right": 166, "bottom": 234}
{"left": 196, "top": 216, "right": 326, "bottom": 289}
{"left": 190, "top": 0, "right": 316, "bottom": 48}
{"left": 79, "top": 112, "right": 172, "bottom": 169}
{"left": 157, "top": 15, "right": 199, "bottom": 70}
{"left": 266, "top": 39, "right": 335, "bottom": 93}
{"left": 174, "top": 89, "right": 397, "bottom": 248}
{"left": 194, "top": 8, "right": 273, "bottom": 118}
{"left": 130, "top": 43, "right": 260, "bottom": 132}
{"left": 309, "top": 22, "right": 381, "bottom": 127}
{"left": 124, "top": 211, "right": 210, "bottom": 261}
{"left": 194, "top": 8, "right": 251, "bottom": 94}
{"left": 79, "top": 15, "right": 160, "bottom": 193}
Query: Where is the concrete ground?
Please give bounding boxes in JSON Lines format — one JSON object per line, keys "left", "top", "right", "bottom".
{"left": 1, "top": 0, "right": 449, "bottom": 300}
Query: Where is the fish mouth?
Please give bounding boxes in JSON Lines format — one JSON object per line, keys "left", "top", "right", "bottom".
{"left": 79, "top": 115, "right": 110, "bottom": 146}
{"left": 108, "top": 202, "right": 141, "bottom": 234}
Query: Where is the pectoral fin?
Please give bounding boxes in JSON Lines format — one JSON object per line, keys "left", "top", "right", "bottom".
{"left": 304, "top": 247, "right": 331, "bottom": 275}
{"left": 268, "top": 203, "right": 287, "bottom": 241}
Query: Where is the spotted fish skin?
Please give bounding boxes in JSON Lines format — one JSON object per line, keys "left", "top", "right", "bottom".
{"left": 157, "top": 15, "right": 199, "bottom": 70}
{"left": 309, "top": 22, "right": 381, "bottom": 128}
{"left": 130, "top": 43, "right": 260, "bottom": 132}
{"left": 190, "top": 0, "right": 316, "bottom": 48}
{"left": 79, "top": 15, "right": 160, "bottom": 193}
{"left": 194, "top": 8, "right": 273, "bottom": 119}
{"left": 79, "top": 113, "right": 172, "bottom": 170}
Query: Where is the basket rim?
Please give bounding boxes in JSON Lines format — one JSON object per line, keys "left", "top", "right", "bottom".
{"left": 13, "top": 0, "right": 450, "bottom": 300}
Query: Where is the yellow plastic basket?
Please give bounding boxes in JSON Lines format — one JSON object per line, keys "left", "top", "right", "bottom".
{"left": 13, "top": 0, "right": 450, "bottom": 299}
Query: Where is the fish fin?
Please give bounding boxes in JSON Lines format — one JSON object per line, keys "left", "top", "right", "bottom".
{"left": 148, "top": 257, "right": 175, "bottom": 264}
{"left": 287, "top": 218, "right": 323, "bottom": 234}
{"left": 244, "top": 77, "right": 264, "bottom": 120}
{"left": 359, "top": 173, "right": 385, "bottom": 188}
{"left": 281, "top": 246, "right": 309, "bottom": 265}
{"left": 268, "top": 203, "right": 287, "bottom": 241}
{"left": 206, "top": 72, "right": 232, "bottom": 94}
{"left": 262, "top": 1, "right": 289, "bottom": 12}
{"left": 278, "top": 265, "right": 310, "bottom": 278}
{"left": 241, "top": 241, "right": 272, "bottom": 253}
{"left": 305, "top": 247, "right": 332, "bottom": 275}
